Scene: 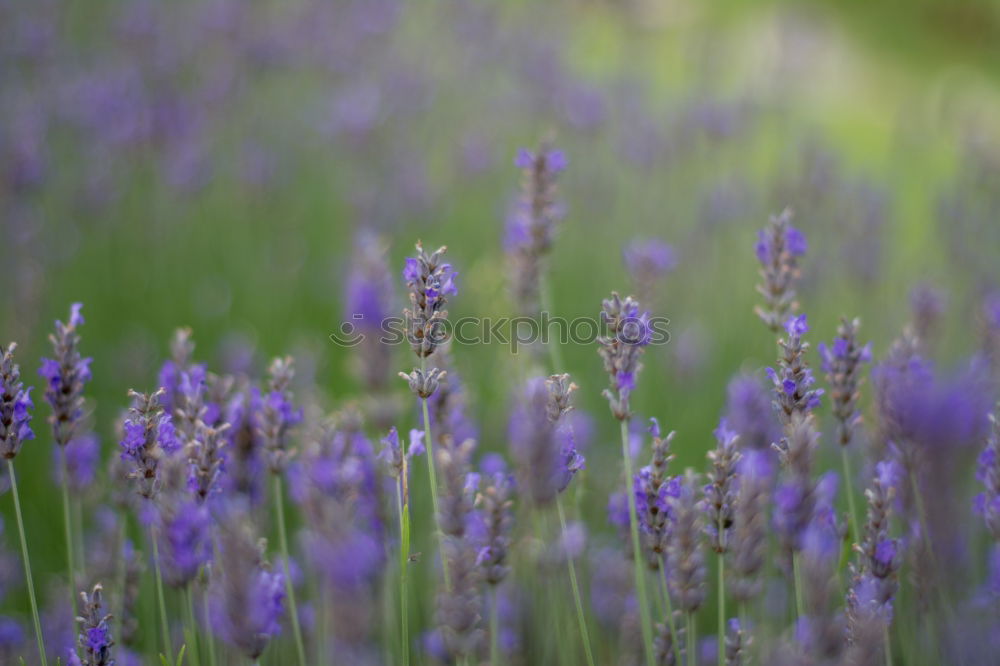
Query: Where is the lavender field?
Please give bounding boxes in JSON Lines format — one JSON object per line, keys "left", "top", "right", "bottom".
{"left": 2, "top": 1, "right": 1000, "bottom": 664}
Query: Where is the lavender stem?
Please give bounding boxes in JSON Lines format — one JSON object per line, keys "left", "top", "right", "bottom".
{"left": 184, "top": 586, "right": 202, "bottom": 666}
{"left": 717, "top": 554, "right": 725, "bottom": 666}
{"left": 840, "top": 447, "right": 861, "bottom": 548}
{"left": 489, "top": 587, "right": 500, "bottom": 666}
{"left": 660, "top": 566, "right": 683, "bottom": 666}
{"left": 621, "top": 420, "right": 656, "bottom": 666}
{"left": 557, "top": 494, "right": 596, "bottom": 666}
{"left": 61, "top": 457, "right": 78, "bottom": 619}
{"left": 395, "top": 477, "right": 411, "bottom": 666}
{"left": 792, "top": 553, "right": 805, "bottom": 620}
{"left": 273, "top": 475, "right": 308, "bottom": 666}
{"left": 203, "top": 587, "right": 218, "bottom": 666}
{"left": 420, "top": 356, "right": 451, "bottom": 589}
{"left": 151, "top": 525, "right": 175, "bottom": 663}
{"left": 686, "top": 611, "right": 696, "bottom": 666}
{"left": 7, "top": 460, "right": 47, "bottom": 666}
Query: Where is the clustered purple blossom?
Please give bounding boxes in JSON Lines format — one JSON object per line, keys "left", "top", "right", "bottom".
{"left": 0, "top": 343, "right": 34, "bottom": 460}
{"left": 70, "top": 584, "right": 113, "bottom": 666}
{"left": 39, "top": 303, "right": 92, "bottom": 448}
{"left": 622, "top": 238, "right": 676, "bottom": 306}
{"left": 506, "top": 145, "right": 568, "bottom": 316}
{"left": 344, "top": 232, "right": 398, "bottom": 400}
{"left": 401, "top": 241, "right": 458, "bottom": 362}
{"left": 701, "top": 420, "right": 741, "bottom": 554}
{"left": 508, "top": 375, "right": 584, "bottom": 506}
{"left": 754, "top": 209, "right": 807, "bottom": 332}
{"left": 767, "top": 314, "right": 824, "bottom": 425}
{"left": 598, "top": 292, "right": 652, "bottom": 420}
{"left": 158, "top": 498, "right": 213, "bottom": 588}
{"left": 728, "top": 450, "right": 772, "bottom": 604}
{"left": 976, "top": 407, "right": 1000, "bottom": 540}
{"left": 818, "top": 317, "right": 872, "bottom": 447}
{"left": 119, "top": 389, "right": 179, "bottom": 500}
{"left": 632, "top": 418, "right": 679, "bottom": 569}
{"left": 666, "top": 470, "right": 706, "bottom": 613}
{"left": 473, "top": 468, "right": 515, "bottom": 586}
{"left": 210, "top": 522, "right": 285, "bottom": 660}
{"left": 256, "top": 356, "right": 303, "bottom": 473}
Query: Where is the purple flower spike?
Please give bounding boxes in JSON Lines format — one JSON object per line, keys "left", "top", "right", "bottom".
{"left": 598, "top": 293, "right": 652, "bottom": 420}
{"left": 400, "top": 241, "right": 458, "bottom": 363}
{"left": 1, "top": 343, "right": 35, "bottom": 460}
{"left": 72, "top": 584, "right": 113, "bottom": 666}
{"left": 40, "top": 303, "right": 92, "bottom": 447}
{"left": 820, "top": 317, "right": 872, "bottom": 447}
{"left": 119, "top": 389, "right": 176, "bottom": 500}
{"left": 754, "top": 209, "right": 806, "bottom": 332}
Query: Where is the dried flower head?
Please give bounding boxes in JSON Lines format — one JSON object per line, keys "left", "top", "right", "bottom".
{"left": 0, "top": 342, "right": 34, "bottom": 460}
{"left": 701, "top": 420, "right": 741, "bottom": 554}
{"left": 754, "top": 209, "right": 806, "bottom": 332}
{"left": 119, "top": 389, "right": 179, "bottom": 500}
{"left": 402, "top": 241, "right": 457, "bottom": 359}
{"left": 73, "top": 583, "right": 114, "bottom": 666}
{"left": 474, "top": 469, "right": 514, "bottom": 586}
{"left": 598, "top": 292, "right": 652, "bottom": 421}
{"left": 818, "top": 317, "right": 872, "bottom": 447}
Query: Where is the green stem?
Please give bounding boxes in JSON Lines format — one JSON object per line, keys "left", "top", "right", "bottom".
{"left": 792, "top": 552, "right": 805, "bottom": 620}
{"left": 686, "top": 612, "right": 696, "bottom": 666}
{"left": 114, "top": 520, "right": 128, "bottom": 650}
{"left": 203, "top": 588, "right": 218, "bottom": 666}
{"left": 273, "top": 475, "right": 308, "bottom": 666}
{"left": 840, "top": 447, "right": 861, "bottom": 547}
{"left": 621, "top": 420, "right": 656, "bottom": 666}
{"left": 420, "top": 356, "right": 451, "bottom": 589}
{"left": 539, "top": 276, "right": 565, "bottom": 374}
{"left": 184, "top": 587, "right": 201, "bottom": 666}
{"left": 396, "top": 479, "right": 411, "bottom": 666}
{"left": 659, "top": 568, "right": 683, "bottom": 666}
{"left": 556, "top": 495, "right": 596, "bottom": 666}
{"left": 8, "top": 461, "right": 47, "bottom": 666}
{"left": 717, "top": 555, "right": 725, "bottom": 666}
{"left": 489, "top": 587, "right": 500, "bottom": 666}
{"left": 151, "top": 526, "right": 174, "bottom": 664}
{"left": 884, "top": 623, "right": 893, "bottom": 666}
{"left": 61, "top": 457, "right": 78, "bottom": 619}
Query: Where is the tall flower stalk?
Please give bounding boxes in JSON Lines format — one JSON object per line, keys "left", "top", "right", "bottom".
{"left": 380, "top": 426, "right": 425, "bottom": 665}
{"left": 599, "top": 292, "right": 656, "bottom": 666}
{"left": 701, "top": 421, "right": 740, "bottom": 666}
{"left": 258, "top": 356, "right": 306, "bottom": 666}
{"left": 400, "top": 241, "right": 458, "bottom": 587}
{"left": 1, "top": 342, "right": 45, "bottom": 666}
{"left": 39, "top": 303, "right": 92, "bottom": 617}
{"left": 819, "top": 317, "right": 872, "bottom": 543}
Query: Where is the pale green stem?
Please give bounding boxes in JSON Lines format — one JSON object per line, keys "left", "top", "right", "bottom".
{"left": 203, "top": 588, "right": 218, "bottom": 666}
{"left": 273, "top": 475, "right": 308, "bottom": 666}
{"left": 8, "top": 461, "right": 47, "bottom": 666}
{"left": 396, "top": 478, "right": 411, "bottom": 666}
{"left": 151, "top": 526, "right": 174, "bottom": 664}
{"left": 556, "top": 495, "right": 596, "bottom": 666}
{"left": 792, "top": 552, "right": 805, "bottom": 620}
{"left": 420, "top": 356, "right": 451, "bottom": 589}
{"left": 884, "top": 623, "right": 893, "bottom": 666}
{"left": 717, "top": 554, "right": 725, "bottom": 666}
{"left": 489, "top": 587, "right": 501, "bottom": 666}
{"left": 621, "top": 420, "right": 656, "bottom": 666}
{"left": 659, "top": 567, "right": 683, "bottom": 666}
{"left": 114, "top": 520, "right": 128, "bottom": 654}
{"left": 840, "top": 447, "right": 861, "bottom": 547}
{"left": 184, "top": 586, "right": 201, "bottom": 666}
{"left": 61, "top": 456, "right": 78, "bottom": 619}
{"left": 539, "top": 276, "right": 565, "bottom": 374}
{"left": 686, "top": 611, "right": 696, "bottom": 666}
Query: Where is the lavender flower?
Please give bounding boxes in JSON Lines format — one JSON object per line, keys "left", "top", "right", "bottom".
{"left": 39, "top": 303, "right": 92, "bottom": 447}
{"left": 54, "top": 433, "right": 100, "bottom": 492}
{"left": 474, "top": 469, "right": 514, "bottom": 586}
{"left": 754, "top": 210, "right": 806, "bottom": 332}
{"left": 818, "top": 318, "right": 872, "bottom": 447}
{"left": 223, "top": 383, "right": 265, "bottom": 507}
{"left": 187, "top": 421, "right": 229, "bottom": 504}
{"left": 728, "top": 450, "right": 772, "bottom": 604}
{"left": 436, "top": 437, "right": 476, "bottom": 539}
{"left": 909, "top": 283, "right": 946, "bottom": 347}
{"left": 436, "top": 537, "right": 484, "bottom": 661}
{"left": 666, "top": 470, "right": 706, "bottom": 613}
{"left": 772, "top": 413, "right": 820, "bottom": 554}
{"left": 401, "top": 241, "right": 458, "bottom": 361}
{"left": 157, "top": 328, "right": 195, "bottom": 418}
{"left": 975, "top": 406, "right": 1000, "bottom": 539}
{"left": 701, "top": 420, "right": 741, "bottom": 554}
{"left": 119, "top": 389, "right": 179, "bottom": 500}
{"left": 257, "top": 356, "right": 303, "bottom": 473}
{"left": 623, "top": 238, "right": 676, "bottom": 306}
{"left": 506, "top": 143, "right": 567, "bottom": 315}
{"left": 210, "top": 521, "right": 284, "bottom": 660}
{"left": 379, "top": 426, "right": 424, "bottom": 482}
{"left": 723, "top": 373, "right": 781, "bottom": 452}
{"left": 598, "top": 293, "right": 652, "bottom": 420}
{"left": 158, "top": 497, "right": 212, "bottom": 587}
{"left": 72, "top": 584, "right": 113, "bottom": 666}
{"left": 767, "top": 315, "right": 824, "bottom": 425}
{"left": 345, "top": 231, "right": 397, "bottom": 397}
{"left": 509, "top": 375, "right": 584, "bottom": 506}
{"left": 725, "top": 619, "right": 747, "bottom": 666}
{"left": 0, "top": 343, "right": 34, "bottom": 460}
{"left": 633, "top": 419, "right": 679, "bottom": 569}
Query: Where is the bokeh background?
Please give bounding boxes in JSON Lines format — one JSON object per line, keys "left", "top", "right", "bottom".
{"left": 3, "top": 0, "right": 1000, "bottom": 659}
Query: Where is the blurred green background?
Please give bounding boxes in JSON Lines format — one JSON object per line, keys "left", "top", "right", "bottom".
{"left": 3, "top": 0, "right": 1000, "bottom": 638}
